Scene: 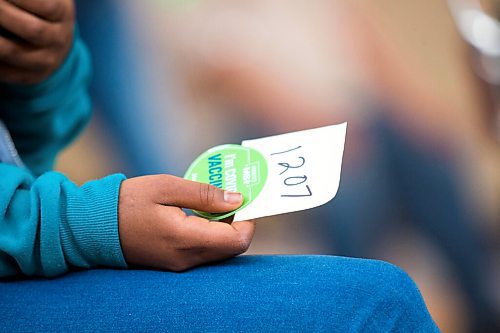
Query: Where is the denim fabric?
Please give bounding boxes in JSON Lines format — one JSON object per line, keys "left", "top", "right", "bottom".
{"left": 0, "top": 255, "right": 439, "bottom": 332}
{"left": 320, "top": 118, "right": 497, "bottom": 330}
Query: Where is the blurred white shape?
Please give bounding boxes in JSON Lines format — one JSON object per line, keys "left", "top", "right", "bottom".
{"left": 458, "top": 8, "right": 500, "bottom": 56}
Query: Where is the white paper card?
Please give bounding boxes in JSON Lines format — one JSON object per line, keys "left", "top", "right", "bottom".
{"left": 234, "top": 123, "right": 347, "bottom": 221}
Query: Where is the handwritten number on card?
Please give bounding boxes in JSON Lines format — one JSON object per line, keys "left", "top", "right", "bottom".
{"left": 271, "top": 146, "right": 313, "bottom": 197}
{"left": 278, "top": 157, "right": 305, "bottom": 175}
{"left": 270, "top": 146, "right": 303, "bottom": 156}
{"left": 284, "top": 175, "right": 308, "bottom": 186}
{"left": 282, "top": 184, "right": 312, "bottom": 197}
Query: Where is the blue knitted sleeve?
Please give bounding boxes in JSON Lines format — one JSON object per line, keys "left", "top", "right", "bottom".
{"left": 0, "top": 34, "right": 128, "bottom": 277}
{"left": 0, "top": 32, "right": 93, "bottom": 176}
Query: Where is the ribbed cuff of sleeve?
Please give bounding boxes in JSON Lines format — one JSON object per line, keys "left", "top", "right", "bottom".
{"left": 63, "top": 173, "right": 128, "bottom": 270}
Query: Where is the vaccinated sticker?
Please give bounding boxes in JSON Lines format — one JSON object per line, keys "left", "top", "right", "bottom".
{"left": 184, "top": 123, "right": 347, "bottom": 222}
{"left": 184, "top": 144, "right": 268, "bottom": 220}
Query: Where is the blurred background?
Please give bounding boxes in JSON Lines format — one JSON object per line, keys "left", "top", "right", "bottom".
{"left": 61, "top": 1, "right": 499, "bottom": 332}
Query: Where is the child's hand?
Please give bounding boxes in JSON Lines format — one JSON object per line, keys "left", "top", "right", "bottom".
{"left": 118, "top": 175, "right": 256, "bottom": 272}
{"left": 0, "top": 0, "right": 75, "bottom": 84}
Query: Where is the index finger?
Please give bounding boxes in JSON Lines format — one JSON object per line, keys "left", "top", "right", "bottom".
{"left": 147, "top": 175, "right": 244, "bottom": 214}
{"left": 8, "top": 0, "right": 70, "bottom": 22}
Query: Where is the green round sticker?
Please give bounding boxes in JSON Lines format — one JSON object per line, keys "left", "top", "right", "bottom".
{"left": 184, "top": 144, "right": 268, "bottom": 220}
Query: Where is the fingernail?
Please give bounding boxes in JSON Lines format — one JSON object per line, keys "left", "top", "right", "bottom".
{"left": 224, "top": 191, "right": 243, "bottom": 204}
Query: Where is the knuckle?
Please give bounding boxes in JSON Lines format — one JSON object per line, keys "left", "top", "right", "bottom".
{"left": 45, "top": 1, "right": 65, "bottom": 19}
{"left": 51, "top": 31, "right": 67, "bottom": 47}
{"left": 234, "top": 235, "right": 251, "bottom": 254}
{"left": 25, "top": 20, "right": 45, "bottom": 42}
{"left": 43, "top": 53, "right": 58, "bottom": 69}
{"left": 157, "top": 174, "right": 175, "bottom": 198}
{"left": 160, "top": 223, "right": 182, "bottom": 244}
{"left": 159, "top": 174, "right": 175, "bottom": 185}
{"left": 55, "top": 25, "right": 74, "bottom": 47}
{"left": 198, "top": 183, "right": 216, "bottom": 208}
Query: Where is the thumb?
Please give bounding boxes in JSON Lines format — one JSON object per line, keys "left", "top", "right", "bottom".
{"left": 153, "top": 175, "right": 244, "bottom": 213}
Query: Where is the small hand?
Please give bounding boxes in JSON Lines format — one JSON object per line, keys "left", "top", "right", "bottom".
{"left": 0, "top": 0, "right": 75, "bottom": 84}
{"left": 118, "top": 175, "right": 256, "bottom": 272}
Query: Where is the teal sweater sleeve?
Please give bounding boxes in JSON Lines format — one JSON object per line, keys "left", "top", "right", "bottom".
{"left": 0, "top": 33, "right": 92, "bottom": 176}
{"left": 0, "top": 35, "right": 128, "bottom": 277}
